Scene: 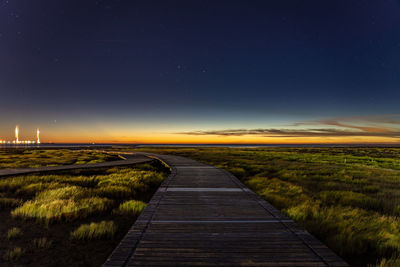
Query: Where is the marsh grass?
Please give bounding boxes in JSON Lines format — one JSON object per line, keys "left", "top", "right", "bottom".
{"left": 32, "top": 237, "right": 52, "bottom": 249}
{"left": 70, "top": 221, "right": 116, "bottom": 241}
{"left": 93, "top": 185, "right": 132, "bottom": 199}
{"left": 0, "top": 149, "right": 119, "bottom": 169}
{"left": 286, "top": 201, "right": 400, "bottom": 257}
{"left": 3, "top": 166, "right": 164, "bottom": 224}
{"left": 12, "top": 196, "right": 113, "bottom": 224}
{"left": 7, "top": 227, "right": 22, "bottom": 240}
{"left": 0, "top": 197, "right": 22, "bottom": 210}
{"left": 0, "top": 159, "right": 169, "bottom": 266}
{"left": 134, "top": 146, "right": 400, "bottom": 266}
{"left": 375, "top": 256, "right": 400, "bottom": 267}
{"left": 318, "top": 190, "right": 380, "bottom": 210}
{"left": 115, "top": 200, "right": 146, "bottom": 216}
{"left": 3, "top": 247, "right": 23, "bottom": 261}
{"left": 11, "top": 186, "right": 114, "bottom": 224}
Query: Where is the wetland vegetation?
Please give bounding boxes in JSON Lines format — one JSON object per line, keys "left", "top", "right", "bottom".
{"left": 2, "top": 146, "right": 399, "bottom": 266}
{"left": 0, "top": 149, "right": 119, "bottom": 169}
{"left": 133, "top": 146, "right": 400, "bottom": 267}
{"left": 0, "top": 158, "right": 169, "bottom": 266}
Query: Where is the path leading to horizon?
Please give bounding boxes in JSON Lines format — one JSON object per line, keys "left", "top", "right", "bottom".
{"left": 104, "top": 153, "right": 348, "bottom": 266}
{"left": 0, "top": 153, "right": 152, "bottom": 177}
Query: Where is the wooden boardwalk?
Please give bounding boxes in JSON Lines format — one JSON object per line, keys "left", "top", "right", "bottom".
{"left": 104, "top": 154, "right": 348, "bottom": 266}
{"left": 0, "top": 154, "right": 152, "bottom": 177}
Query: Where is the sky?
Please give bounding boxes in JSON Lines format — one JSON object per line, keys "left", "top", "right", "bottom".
{"left": 0, "top": 0, "right": 400, "bottom": 144}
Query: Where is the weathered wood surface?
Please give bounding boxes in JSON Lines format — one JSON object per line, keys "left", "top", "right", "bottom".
{"left": 104, "top": 154, "right": 348, "bottom": 266}
{"left": 0, "top": 154, "right": 152, "bottom": 177}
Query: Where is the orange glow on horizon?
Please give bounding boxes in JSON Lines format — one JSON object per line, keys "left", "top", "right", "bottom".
{"left": 3, "top": 122, "right": 399, "bottom": 145}
{"left": 38, "top": 132, "right": 400, "bottom": 144}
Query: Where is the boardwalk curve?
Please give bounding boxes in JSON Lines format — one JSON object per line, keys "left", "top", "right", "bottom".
{"left": 104, "top": 154, "right": 348, "bottom": 266}
{"left": 0, "top": 154, "right": 152, "bottom": 177}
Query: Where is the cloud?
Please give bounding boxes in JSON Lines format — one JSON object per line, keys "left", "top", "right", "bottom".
{"left": 294, "top": 114, "right": 400, "bottom": 127}
{"left": 178, "top": 114, "right": 400, "bottom": 139}
{"left": 179, "top": 128, "right": 400, "bottom": 138}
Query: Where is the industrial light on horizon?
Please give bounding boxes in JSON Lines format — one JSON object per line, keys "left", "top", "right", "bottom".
{"left": 37, "top": 128, "right": 40, "bottom": 144}
{"left": 0, "top": 125, "right": 42, "bottom": 145}
{"left": 15, "top": 125, "right": 19, "bottom": 144}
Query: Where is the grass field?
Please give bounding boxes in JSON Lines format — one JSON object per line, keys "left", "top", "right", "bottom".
{"left": 0, "top": 149, "right": 119, "bottom": 169}
{"left": 0, "top": 159, "right": 169, "bottom": 266}
{"left": 132, "top": 146, "right": 400, "bottom": 267}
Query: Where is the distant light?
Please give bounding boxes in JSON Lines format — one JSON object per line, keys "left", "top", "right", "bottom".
{"left": 37, "top": 128, "right": 40, "bottom": 144}
{"left": 15, "top": 125, "right": 19, "bottom": 143}
{"left": 0, "top": 126, "right": 42, "bottom": 145}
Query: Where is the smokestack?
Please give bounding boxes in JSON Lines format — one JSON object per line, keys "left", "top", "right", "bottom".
{"left": 15, "top": 125, "right": 19, "bottom": 144}
{"left": 37, "top": 128, "right": 40, "bottom": 144}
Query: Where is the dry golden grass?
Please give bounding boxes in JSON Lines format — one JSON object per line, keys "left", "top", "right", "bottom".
{"left": 0, "top": 160, "right": 169, "bottom": 266}
{"left": 115, "top": 200, "right": 146, "bottom": 216}
{"left": 70, "top": 221, "right": 116, "bottom": 241}
{"left": 6, "top": 227, "right": 22, "bottom": 240}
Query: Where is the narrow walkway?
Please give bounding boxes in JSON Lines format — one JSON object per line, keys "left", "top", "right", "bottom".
{"left": 0, "top": 154, "right": 152, "bottom": 177}
{"left": 104, "top": 154, "right": 348, "bottom": 266}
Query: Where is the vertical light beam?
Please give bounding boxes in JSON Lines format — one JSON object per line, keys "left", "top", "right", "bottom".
{"left": 37, "top": 128, "right": 40, "bottom": 144}
{"left": 15, "top": 125, "right": 19, "bottom": 144}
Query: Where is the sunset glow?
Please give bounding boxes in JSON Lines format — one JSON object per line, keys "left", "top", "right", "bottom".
{"left": 0, "top": 1, "right": 399, "bottom": 145}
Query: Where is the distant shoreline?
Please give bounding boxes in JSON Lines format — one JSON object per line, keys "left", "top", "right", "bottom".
{"left": 1, "top": 143, "right": 400, "bottom": 148}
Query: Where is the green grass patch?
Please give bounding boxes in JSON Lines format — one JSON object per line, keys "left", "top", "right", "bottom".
{"left": 70, "top": 221, "right": 116, "bottom": 241}
{"left": 0, "top": 148, "right": 119, "bottom": 169}
{"left": 11, "top": 187, "right": 113, "bottom": 224}
{"left": 115, "top": 200, "right": 146, "bottom": 216}
{"left": 318, "top": 190, "right": 380, "bottom": 210}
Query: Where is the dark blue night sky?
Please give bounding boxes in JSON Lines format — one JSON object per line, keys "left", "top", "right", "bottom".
{"left": 1, "top": 0, "right": 399, "bottom": 143}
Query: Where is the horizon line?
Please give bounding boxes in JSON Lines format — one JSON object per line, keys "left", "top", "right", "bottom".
{"left": 2, "top": 142, "right": 399, "bottom": 146}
